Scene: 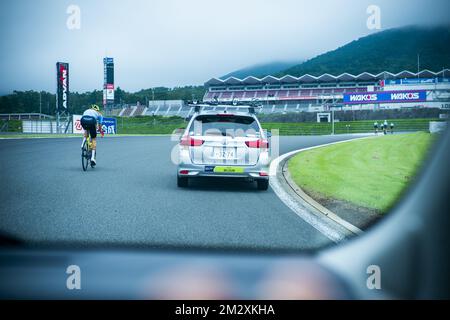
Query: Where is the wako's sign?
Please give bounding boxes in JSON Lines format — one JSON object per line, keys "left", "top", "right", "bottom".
{"left": 343, "top": 90, "right": 426, "bottom": 104}
{"left": 73, "top": 115, "right": 117, "bottom": 134}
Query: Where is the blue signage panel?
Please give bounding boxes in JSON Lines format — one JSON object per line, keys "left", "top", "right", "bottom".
{"left": 384, "top": 78, "right": 436, "bottom": 85}
{"left": 103, "top": 57, "right": 114, "bottom": 64}
{"left": 383, "top": 78, "right": 449, "bottom": 85}
{"left": 343, "top": 90, "right": 427, "bottom": 105}
{"left": 100, "top": 117, "right": 117, "bottom": 134}
{"left": 402, "top": 78, "right": 435, "bottom": 85}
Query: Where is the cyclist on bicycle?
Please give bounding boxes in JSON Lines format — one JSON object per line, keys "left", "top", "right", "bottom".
{"left": 80, "top": 104, "right": 104, "bottom": 166}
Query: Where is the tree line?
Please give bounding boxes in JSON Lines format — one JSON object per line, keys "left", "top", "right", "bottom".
{"left": 0, "top": 86, "right": 206, "bottom": 115}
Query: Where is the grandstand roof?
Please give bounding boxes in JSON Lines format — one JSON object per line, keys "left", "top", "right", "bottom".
{"left": 206, "top": 69, "right": 449, "bottom": 86}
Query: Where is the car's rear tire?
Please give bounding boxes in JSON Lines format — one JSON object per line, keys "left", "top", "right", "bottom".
{"left": 177, "top": 176, "right": 188, "bottom": 188}
{"left": 257, "top": 179, "right": 269, "bottom": 190}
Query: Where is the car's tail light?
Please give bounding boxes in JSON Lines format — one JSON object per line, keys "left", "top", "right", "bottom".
{"left": 180, "top": 136, "right": 204, "bottom": 146}
{"left": 179, "top": 170, "right": 189, "bottom": 175}
{"left": 259, "top": 171, "right": 269, "bottom": 177}
{"left": 245, "top": 139, "right": 269, "bottom": 149}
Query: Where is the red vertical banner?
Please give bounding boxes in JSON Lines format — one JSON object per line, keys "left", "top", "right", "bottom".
{"left": 56, "top": 62, "right": 69, "bottom": 111}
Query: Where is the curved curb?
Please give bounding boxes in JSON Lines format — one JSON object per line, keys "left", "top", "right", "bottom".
{"left": 281, "top": 157, "right": 363, "bottom": 236}
{"left": 270, "top": 136, "right": 377, "bottom": 241}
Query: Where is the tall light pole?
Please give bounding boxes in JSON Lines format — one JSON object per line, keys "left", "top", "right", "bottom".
{"left": 417, "top": 54, "right": 420, "bottom": 79}
{"left": 151, "top": 88, "right": 155, "bottom": 107}
{"left": 39, "top": 91, "right": 42, "bottom": 132}
{"left": 332, "top": 107, "right": 335, "bottom": 135}
{"left": 39, "top": 91, "right": 42, "bottom": 118}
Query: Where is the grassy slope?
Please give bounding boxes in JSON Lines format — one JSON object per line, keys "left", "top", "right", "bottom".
{"left": 262, "top": 118, "right": 439, "bottom": 135}
{"left": 288, "top": 132, "right": 436, "bottom": 212}
{"left": 115, "top": 116, "right": 186, "bottom": 134}
{"left": 116, "top": 117, "right": 437, "bottom": 136}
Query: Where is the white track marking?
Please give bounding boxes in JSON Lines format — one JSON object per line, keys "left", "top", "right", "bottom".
{"left": 269, "top": 136, "right": 374, "bottom": 242}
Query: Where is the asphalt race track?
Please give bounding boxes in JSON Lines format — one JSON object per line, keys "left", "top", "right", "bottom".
{"left": 0, "top": 135, "right": 366, "bottom": 251}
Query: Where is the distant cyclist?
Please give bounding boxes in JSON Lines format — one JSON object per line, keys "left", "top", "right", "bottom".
{"left": 383, "top": 120, "right": 388, "bottom": 135}
{"left": 80, "top": 104, "right": 104, "bottom": 166}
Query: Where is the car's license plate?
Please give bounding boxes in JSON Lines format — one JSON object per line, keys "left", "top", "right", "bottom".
{"left": 213, "top": 166, "right": 244, "bottom": 173}
{"left": 213, "top": 148, "right": 235, "bottom": 159}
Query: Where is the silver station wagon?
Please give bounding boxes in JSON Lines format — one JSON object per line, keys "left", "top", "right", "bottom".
{"left": 177, "top": 106, "right": 270, "bottom": 190}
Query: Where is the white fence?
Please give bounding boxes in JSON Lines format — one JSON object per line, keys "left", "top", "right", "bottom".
{"left": 0, "top": 113, "right": 52, "bottom": 120}
{"left": 22, "top": 120, "right": 72, "bottom": 134}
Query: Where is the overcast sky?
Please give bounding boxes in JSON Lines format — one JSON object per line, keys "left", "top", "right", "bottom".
{"left": 0, "top": 0, "right": 449, "bottom": 94}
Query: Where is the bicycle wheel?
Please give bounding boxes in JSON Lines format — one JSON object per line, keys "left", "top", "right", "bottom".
{"left": 81, "top": 140, "right": 90, "bottom": 171}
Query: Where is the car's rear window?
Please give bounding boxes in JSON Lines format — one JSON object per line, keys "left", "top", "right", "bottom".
{"left": 189, "top": 115, "right": 260, "bottom": 137}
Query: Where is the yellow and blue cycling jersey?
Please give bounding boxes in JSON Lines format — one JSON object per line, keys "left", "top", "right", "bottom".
{"left": 81, "top": 109, "right": 103, "bottom": 138}
{"left": 82, "top": 109, "right": 103, "bottom": 125}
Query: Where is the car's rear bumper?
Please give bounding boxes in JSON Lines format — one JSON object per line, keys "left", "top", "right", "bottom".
{"left": 177, "top": 163, "right": 269, "bottom": 180}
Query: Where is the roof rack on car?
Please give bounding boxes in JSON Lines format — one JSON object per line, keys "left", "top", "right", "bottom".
{"left": 188, "top": 99, "right": 263, "bottom": 113}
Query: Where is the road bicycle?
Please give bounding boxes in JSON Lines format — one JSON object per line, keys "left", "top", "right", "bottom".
{"left": 81, "top": 135, "right": 96, "bottom": 171}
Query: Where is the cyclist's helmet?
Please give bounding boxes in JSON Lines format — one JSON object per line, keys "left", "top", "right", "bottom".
{"left": 91, "top": 104, "right": 100, "bottom": 112}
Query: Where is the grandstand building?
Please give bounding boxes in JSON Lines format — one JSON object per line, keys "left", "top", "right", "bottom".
{"left": 116, "top": 100, "right": 186, "bottom": 117}
{"left": 202, "top": 69, "right": 450, "bottom": 114}
{"left": 115, "top": 69, "right": 450, "bottom": 118}
{"left": 146, "top": 100, "right": 185, "bottom": 116}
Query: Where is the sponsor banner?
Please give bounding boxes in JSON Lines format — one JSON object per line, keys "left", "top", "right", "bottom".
{"left": 103, "top": 57, "right": 114, "bottom": 85}
{"left": 73, "top": 115, "right": 83, "bottom": 134}
{"left": 101, "top": 117, "right": 117, "bottom": 134}
{"left": 319, "top": 95, "right": 337, "bottom": 100}
{"left": 401, "top": 78, "right": 435, "bottom": 85}
{"left": 103, "top": 89, "right": 114, "bottom": 103}
{"left": 103, "top": 57, "right": 114, "bottom": 105}
{"left": 278, "top": 96, "right": 317, "bottom": 101}
{"left": 106, "top": 88, "right": 114, "bottom": 100}
{"left": 343, "top": 90, "right": 426, "bottom": 104}
{"left": 383, "top": 78, "right": 450, "bottom": 85}
{"left": 56, "top": 62, "right": 69, "bottom": 110}
{"left": 73, "top": 115, "right": 117, "bottom": 134}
